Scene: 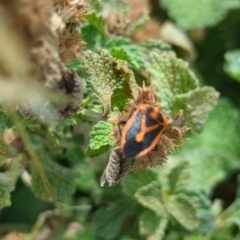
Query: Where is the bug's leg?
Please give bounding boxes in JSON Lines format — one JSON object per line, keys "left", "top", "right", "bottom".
{"left": 118, "top": 120, "right": 127, "bottom": 138}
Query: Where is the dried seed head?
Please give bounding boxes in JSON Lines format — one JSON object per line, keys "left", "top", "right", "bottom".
{"left": 18, "top": 103, "right": 35, "bottom": 119}
{"left": 57, "top": 68, "right": 83, "bottom": 119}
{"left": 59, "top": 29, "right": 85, "bottom": 63}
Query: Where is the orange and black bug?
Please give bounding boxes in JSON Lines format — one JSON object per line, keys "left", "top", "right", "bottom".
{"left": 120, "top": 103, "right": 168, "bottom": 158}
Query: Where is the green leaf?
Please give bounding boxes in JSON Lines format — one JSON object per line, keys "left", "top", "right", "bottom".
{"left": 55, "top": 118, "right": 77, "bottom": 132}
{"left": 65, "top": 145, "right": 85, "bottom": 163}
{"left": 108, "top": 45, "right": 145, "bottom": 71}
{"left": 82, "top": 50, "right": 134, "bottom": 114}
{"left": 122, "top": 170, "right": 157, "bottom": 196}
{"left": 154, "top": 217, "right": 168, "bottom": 240}
{"left": 105, "top": 37, "right": 132, "bottom": 49}
{"left": 84, "top": 12, "right": 108, "bottom": 38}
{"left": 106, "top": 39, "right": 173, "bottom": 73}
{"left": 139, "top": 209, "right": 160, "bottom": 236}
{"left": 85, "top": 121, "right": 114, "bottom": 158}
{"left": 87, "top": 0, "right": 103, "bottom": 12}
{"left": 137, "top": 40, "right": 173, "bottom": 68}
{"left": 148, "top": 53, "right": 199, "bottom": 115}
{"left": 218, "top": 175, "right": 240, "bottom": 228}
{"left": 93, "top": 199, "right": 135, "bottom": 240}
{"left": 135, "top": 181, "right": 164, "bottom": 214}
{"left": 75, "top": 162, "right": 102, "bottom": 200}
{"left": 0, "top": 156, "right": 22, "bottom": 210}
{"left": 168, "top": 161, "right": 190, "bottom": 194}
{"left": 188, "top": 190, "right": 215, "bottom": 234}
{"left": 162, "top": 0, "right": 227, "bottom": 30}
{"left": 178, "top": 99, "right": 240, "bottom": 191}
{"left": 139, "top": 209, "right": 168, "bottom": 240}
{"left": 224, "top": 0, "right": 240, "bottom": 10}
{"left": 0, "top": 109, "right": 12, "bottom": 134}
{"left": 138, "top": 40, "right": 172, "bottom": 56}
{"left": 174, "top": 86, "right": 219, "bottom": 132}
{"left": 166, "top": 193, "right": 199, "bottom": 230}
{"left": 224, "top": 49, "right": 240, "bottom": 82}
{"left": 31, "top": 157, "right": 80, "bottom": 203}
{"left": 81, "top": 24, "right": 105, "bottom": 50}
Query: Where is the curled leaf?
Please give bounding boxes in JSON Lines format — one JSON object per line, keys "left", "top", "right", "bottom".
{"left": 100, "top": 146, "right": 131, "bottom": 187}
{"left": 174, "top": 86, "right": 219, "bottom": 132}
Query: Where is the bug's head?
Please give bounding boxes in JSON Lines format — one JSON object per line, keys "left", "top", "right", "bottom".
{"left": 136, "top": 82, "right": 158, "bottom": 107}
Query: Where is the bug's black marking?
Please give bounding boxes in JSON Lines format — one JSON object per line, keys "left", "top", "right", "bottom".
{"left": 145, "top": 108, "right": 164, "bottom": 127}
{"left": 142, "top": 126, "right": 164, "bottom": 149}
{"left": 126, "top": 112, "right": 142, "bottom": 142}
{"left": 123, "top": 122, "right": 164, "bottom": 158}
{"left": 123, "top": 137, "right": 142, "bottom": 158}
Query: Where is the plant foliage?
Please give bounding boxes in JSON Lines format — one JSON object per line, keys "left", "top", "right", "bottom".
{"left": 0, "top": 0, "right": 240, "bottom": 240}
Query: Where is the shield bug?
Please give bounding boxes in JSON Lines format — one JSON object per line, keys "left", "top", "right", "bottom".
{"left": 120, "top": 103, "right": 168, "bottom": 158}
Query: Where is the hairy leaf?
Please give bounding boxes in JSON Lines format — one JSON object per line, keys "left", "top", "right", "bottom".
{"left": 122, "top": 170, "right": 157, "bottom": 196}
{"left": 106, "top": 39, "right": 172, "bottom": 73}
{"left": 162, "top": 0, "right": 227, "bottom": 29}
{"left": 135, "top": 181, "right": 164, "bottom": 214}
{"left": 148, "top": 53, "right": 198, "bottom": 114}
{"left": 166, "top": 193, "right": 199, "bottom": 230}
{"left": 0, "top": 156, "right": 22, "bottom": 210}
{"left": 31, "top": 157, "right": 80, "bottom": 203}
{"left": 82, "top": 50, "right": 134, "bottom": 114}
{"left": 138, "top": 40, "right": 172, "bottom": 56}
{"left": 188, "top": 190, "right": 215, "bottom": 234}
{"left": 85, "top": 121, "right": 114, "bottom": 158}
{"left": 174, "top": 86, "right": 219, "bottom": 132}
{"left": 224, "top": 49, "right": 240, "bottom": 82}
{"left": 139, "top": 209, "right": 168, "bottom": 240}
{"left": 93, "top": 199, "right": 135, "bottom": 240}
{"left": 178, "top": 99, "right": 240, "bottom": 191}
{"left": 168, "top": 161, "right": 190, "bottom": 194}
{"left": 108, "top": 45, "right": 145, "bottom": 71}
